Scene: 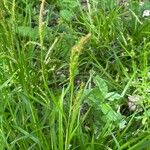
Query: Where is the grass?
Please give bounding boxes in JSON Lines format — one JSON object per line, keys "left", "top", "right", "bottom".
{"left": 0, "top": 0, "right": 150, "bottom": 149}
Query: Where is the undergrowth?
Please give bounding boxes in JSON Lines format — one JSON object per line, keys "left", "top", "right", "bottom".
{"left": 0, "top": 0, "right": 150, "bottom": 149}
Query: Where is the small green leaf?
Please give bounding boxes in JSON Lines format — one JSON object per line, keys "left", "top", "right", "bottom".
{"left": 105, "top": 92, "right": 122, "bottom": 101}
{"left": 119, "top": 119, "right": 127, "bottom": 129}
{"left": 60, "top": 9, "right": 73, "bottom": 21}
{"left": 63, "top": 0, "right": 78, "bottom": 8}
{"left": 84, "top": 88, "right": 104, "bottom": 106}
{"left": 16, "top": 26, "right": 38, "bottom": 39}
{"left": 142, "top": 2, "right": 150, "bottom": 10}
{"left": 93, "top": 75, "right": 108, "bottom": 97}
{"left": 99, "top": 103, "right": 121, "bottom": 122}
